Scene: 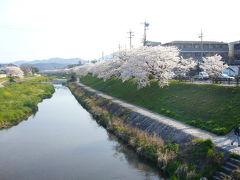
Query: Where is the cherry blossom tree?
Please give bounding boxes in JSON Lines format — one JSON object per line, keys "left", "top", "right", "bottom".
{"left": 20, "top": 65, "right": 39, "bottom": 75}
{"left": 87, "top": 49, "right": 133, "bottom": 80}
{"left": 173, "top": 58, "right": 197, "bottom": 80}
{"left": 200, "top": 55, "right": 228, "bottom": 78}
{"left": 69, "top": 63, "right": 95, "bottom": 76}
{"left": 90, "top": 57, "right": 125, "bottom": 80}
{"left": 67, "top": 46, "right": 197, "bottom": 88}
{"left": 120, "top": 46, "right": 181, "bottom": 87}
{"left": 5, "top": 66, "right": 24, "bottom": 78}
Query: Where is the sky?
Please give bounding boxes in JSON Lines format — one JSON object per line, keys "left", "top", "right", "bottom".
{"left": 0, "top": 0, "right": 239, "bottom": 63}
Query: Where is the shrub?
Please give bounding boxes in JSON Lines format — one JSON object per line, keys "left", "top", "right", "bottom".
{"left": 175, "top": 164, "right": 189, "bottom": 179}
{"left": 0, "top": 78, "right": 54, "bottom": 128}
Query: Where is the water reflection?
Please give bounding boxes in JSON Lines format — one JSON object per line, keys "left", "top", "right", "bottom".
{"left": 107, "top": 133, "right": 164, "bottom": 180}
{"left": 0, "top": 84, "right": 164, "bottom": 180}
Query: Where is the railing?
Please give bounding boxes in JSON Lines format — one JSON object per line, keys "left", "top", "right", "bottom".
{"left": 175, "top": 77, "right": 240, "bottom": 86}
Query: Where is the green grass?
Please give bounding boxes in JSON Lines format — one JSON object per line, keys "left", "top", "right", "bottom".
{"left": 68, "top": 82, "right": 223, "bottom": 179}
{"left": 80, "top": 75, "right": 240, "bottom": 135}
{"left": 0, "top": 77, "right": 54, "bottom": 128}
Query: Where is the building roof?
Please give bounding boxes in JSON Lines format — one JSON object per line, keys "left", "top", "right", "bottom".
{"left": 163, "top": 41, "right": 228, "bottom": 45}
{"left": 229, "top": 41, "right": 240, "bottom": 45}
{"left": 145, "top": 41, "right": 161, "bottom": 47}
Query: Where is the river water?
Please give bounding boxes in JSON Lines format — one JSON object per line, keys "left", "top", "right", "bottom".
{"left": 0, "top": 84, "right": 163, "bottom": 180}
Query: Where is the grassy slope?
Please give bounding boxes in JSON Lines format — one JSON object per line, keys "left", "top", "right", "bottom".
{"left": 80, "top": 75, "right": 240, "bottom": 135}
{"left": 68, "top": 82, "right": 223, "bottom": 179}
{"left": 0, "top": 77, "right": 54, "bottom": 128}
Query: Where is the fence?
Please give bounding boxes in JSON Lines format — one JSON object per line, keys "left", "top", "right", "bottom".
{"left": 175, "top": 77, "right": 240, "bottom": 86}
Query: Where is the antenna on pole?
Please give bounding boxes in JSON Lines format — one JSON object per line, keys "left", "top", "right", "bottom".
{"left": 142, "top": 20, "right": 150, "bottom": 46}
{"left": 127, "top": 30, "right": 134, "bottom": 49}
{"left": 198, "top": 29, "right": 204, "bottom": 58}
{"left": 198, "top": 29, "right": 204, "bottom": 43}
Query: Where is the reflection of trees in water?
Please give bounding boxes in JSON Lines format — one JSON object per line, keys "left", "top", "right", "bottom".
{"left": 32, "top": 110, "right": 38, "bottom": 117}
{"left": 107, "top": 132, "right": 165, "bottom": 180}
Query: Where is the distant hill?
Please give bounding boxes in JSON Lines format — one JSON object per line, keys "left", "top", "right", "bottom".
{"left": 14, "top": 58, "right": 86, "bottom": 65}
{"left": 21, "top": 63, "right": 70, "bottom": 71}
{"left": 12, "top": 58, "right": 87, "bottom": 71}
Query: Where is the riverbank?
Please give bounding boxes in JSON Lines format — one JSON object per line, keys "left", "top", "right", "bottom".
{"left": 0, "top": 77, "right": 55, "bottom": 129}
{"left": 79, "top": 75, "right": 240, "bottom": 135}
{"left": 0, "top": 84, "right": 167, "bottom": 180}
{"left": 68, "top": 82, "right": 224, "bottom": 180}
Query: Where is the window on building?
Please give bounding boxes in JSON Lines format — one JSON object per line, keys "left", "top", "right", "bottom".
{"left": 203, "top": 44, "right": 209, "bottom": 49}
{"left": 235, "top": 44, "right": 240, "bottom": 50}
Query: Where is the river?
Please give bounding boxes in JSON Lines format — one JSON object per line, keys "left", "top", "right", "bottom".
{"left": 0, "top": 84, "right": 164, "bottom": 180}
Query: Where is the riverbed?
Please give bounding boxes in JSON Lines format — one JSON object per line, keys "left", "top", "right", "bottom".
{"left": 0, "top": 84, "right": 163, "bottom": 180}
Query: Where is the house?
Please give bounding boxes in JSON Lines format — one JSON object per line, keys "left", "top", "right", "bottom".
{"left": 0, "top": 70, "right": 6, "bottom": 78}
{"left": 145, "top": 41, "right": 161, "bottom": 47}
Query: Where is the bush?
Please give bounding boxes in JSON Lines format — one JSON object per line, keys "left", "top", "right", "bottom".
{"left": 0, "top": 78, "right": 54, "bottom": 128}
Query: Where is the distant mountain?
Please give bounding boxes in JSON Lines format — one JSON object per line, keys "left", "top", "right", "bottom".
{"left": 12, "top": 58, "right": 87, "bottom": 71}
{"left": 14, "top": 58, "right": 86, "bottom": 65}
{"left": 22, "top": 63, "right": 70, "bottom": 71}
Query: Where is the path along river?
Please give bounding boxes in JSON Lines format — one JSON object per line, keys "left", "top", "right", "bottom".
{"left": 0, "top": 84, "right": 164, "bottom": 180}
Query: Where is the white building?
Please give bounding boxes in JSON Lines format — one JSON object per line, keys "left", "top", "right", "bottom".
{"left": 0, "top": 71, "right": 7, "bottom": 78}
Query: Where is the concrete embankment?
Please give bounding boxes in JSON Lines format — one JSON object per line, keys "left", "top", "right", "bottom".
{"left": 71, "top": 82, "right": 218, "bottom": 145}
{"left": 67, "top": 81, "right": 240, "bottom": 179}
{"left": 68, "top": 82, "right": 231, "bottom": 179}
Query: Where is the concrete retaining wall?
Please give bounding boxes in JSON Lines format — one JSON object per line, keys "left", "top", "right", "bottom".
{"left": 75, "top": 83, "right": 217, "bottom": 145}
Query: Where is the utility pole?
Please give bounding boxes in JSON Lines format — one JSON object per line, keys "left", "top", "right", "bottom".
{"left": 127, "top": 30, "right": 134, "bottom": 49}
{"left": 198, "top": 29, "right": 204, "bottom": 59}
{"left": 102, "top": 51, "right": 104, "bottom": 61}
{"left": 118, "top": 42, "right": 121, "bottom": 52}
{"left": 142, "top": 21, "right": 150, "bottom": 46}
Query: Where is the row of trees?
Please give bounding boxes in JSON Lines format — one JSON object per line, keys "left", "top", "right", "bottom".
{"left": 5, "top": 66, "right": 24, "bottom": 78}
{"left": 67, "top": 46, "right": 227, "bottom": 88}
{"left": 3, "top": 65, "right": 39, "bottom": 78}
